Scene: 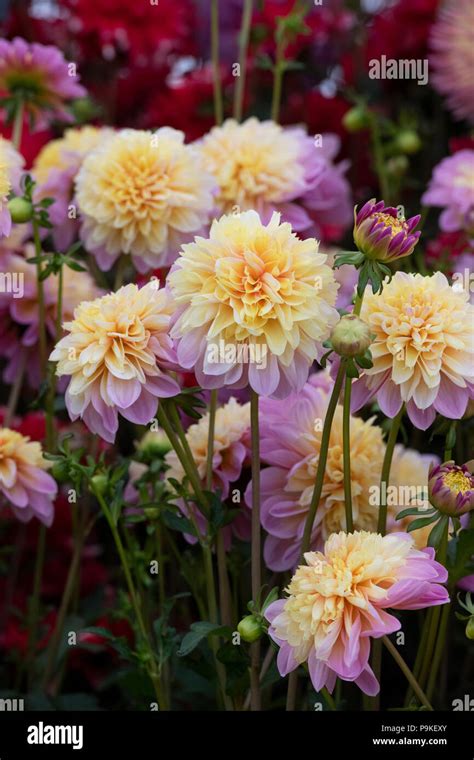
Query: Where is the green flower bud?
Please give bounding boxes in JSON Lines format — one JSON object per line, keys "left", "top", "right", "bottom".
{"left": 71, "top": 97, "right": 97, "bottom": 123}
{"left": 7, "top": 197, "right": 33, "bottom": 224}
{"left": 237, "top": 614, "right": 263, "bottom": 643}
{"left": 51, "top": 461, "right": 69, "bottom": 484}
{"left": 330, "top": 315, "right": 372, "bottom": 358}
{"left": 395, "top": 130, "right": 421, "bottom": 155}
{"left": 90, "top": 473, "right": 108, "bottom": 496}
{"left": 466, "top": 616, "right": 474, "bottom": 640}
{"left": 386, "top": 155, "right": 409, "bottom": 177}
{"left": 144, "top": 507, "right": 160, "bottom": 520}
{"left": 137, "top": 429, "right": 172, "bottom": 457}
{"left": 343, "top": 106, "right": 369, "bottom": 133}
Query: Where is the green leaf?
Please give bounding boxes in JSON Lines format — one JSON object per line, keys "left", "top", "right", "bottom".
{"left": 427, "top": 514, "right": 449, "bottom": 549}
{"left": 178, "top": 622, "right": 232, "bottom": 657}
{"left": 161, "top": 509, "right": 196, "bottom": 536}
{"left": 407, "top": 514, "right": 439, "bottom": 533}
{"left": 396, "top": 506, "right": 435, "bottom": 520}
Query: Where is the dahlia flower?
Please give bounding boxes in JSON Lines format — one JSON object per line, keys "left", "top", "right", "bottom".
{"left": 353, "top": 272, "right": 474, "bottom": 430}
{"left": 428, "top": 460, "right": 474, "bottom": 516}
{"left": 266, "top": 531, "right": 449, "bottom": 695}
{"left": 165, "top": 397, "right": 251, "bottom": 547}
{"left": 0, "top": 247, "right": 102, "bottom": 389}
{"left": 388, "top": 445, "right": 439, "bottom": 548}
{"left": 197, "top": 118, "right": 352, "bottom": 241}
{"left": 429, "top": 0, "right": 474, "bottom": 124}
{"left": 353, "top": 199, "right": 421, "bottom": 262}
{"left": 0, "top": 137, "right": 24, "bottom": 238}
{"left": 244, "top": 377, "right": 385, "bottom": 571}
{"left": 422, "top": 151, "right": 474, "bottom": 234}
{"left": 50, "top": 282, "right": 180, "bottom": 443}
{"left": 0, "top": 37, "right": 85, "bottom": 128}
{"left": 33, "top": 126, "right": 112, "bottom": 250}
{"left": 169, "top": 211, "right": 339, "bottom": 398}
{"left": 75, "top": 128, "right": 216, "bottom": 272}
{"left": 0, "top": 427, "right": 57, "bottom": 526}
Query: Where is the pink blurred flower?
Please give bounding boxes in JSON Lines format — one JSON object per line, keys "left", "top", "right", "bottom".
{"left": 0, "top": 427, "right": 57, "bottom": 526}
{"left": 422, "top": 151, "right": 474, "bottom": 234}
{"left": 265, "top": 530, "right": 449, "bottom": 696}
{"left": 0, "top": 37, "right": 86, "bottom": 129}
{"left": 429, "top": 0, "right": 474, "bottom": 124}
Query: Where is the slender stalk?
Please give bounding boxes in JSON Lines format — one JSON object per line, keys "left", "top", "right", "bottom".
{"left": 11, "top": 99, "right": 24, "bottom": 151}
{"left": 425, "top": 520, "right": 451, "bottom": 702}
{"left": 25, "top": 524, "right": 47, "bottom": 688}
{"left": 321, "top": 687, "right": 337, "bottom": 711}
{"left": 46, "top": 264, "right": 64, "bottom": 451}
{"left": 233, "top": 0, "right": 253, "bottom": 121}
{"left": 382, "top": 636, "right": 433, "bottom": 710}
{"left": 206, "top": 390, "right": 218, "bottom": 491}
{"left": 377, "top": 405, "right": 404, "bottom": 534}
{"left": 113, "top": 254, "right": 127, "bottom": 290}
{"left": 41, "top": 512, "right": 93, "bottom": 690}
{"left": 210, "top": 0, "right": 223, "bottom": 125}
{"left": 300, "top": 361, "right": 345, "bottom": 556}
{"left": 342, "top": 369, "right": 353, "bottom": 532}
{"left": 369, "top": 114, "right": 390, "bottom": 202}
{"left": 270, "top": 33, "right": 285, "bottom": 123}
{"left": 32, "top": 220, "right": 47, "bottom": 381}
{"left": 93, "top": 487, "right": 167, "bottom": 709}
{"left": 250, "top": 389, "right": 261, "bottom": 710}
{"left": 342, "top": 292, "right": 364, "bottom": 531}
{"left": 404, "top": 608, "right": 432, "bottom": 706}
{"left": 286, "top": 671, "right": 298, "bottom": 711}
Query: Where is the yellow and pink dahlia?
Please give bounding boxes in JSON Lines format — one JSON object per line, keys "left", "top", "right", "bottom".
{"left": 0, "top": 428, "right": 57, "bottom": 525}
{"left": 197, "top": 117, "right": 352, "bottom": 240}
{"left": 354, "top": 271, "right": 474, "bottom": 429}
{"left": 75, "top": 128, "right": 216, "bottom": 272}
{"left": 265, "top": 531, "right": 449, "bottom": 695}
{"left": 49, "top": 282, "right": 180, "bottom": 442}
{"left": 169, "top": 210, "right": 339, "bottom": 398}
{"left": 33, "top": 126, "right": 112, "bottom": 250}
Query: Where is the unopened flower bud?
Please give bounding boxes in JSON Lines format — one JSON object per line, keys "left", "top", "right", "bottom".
{"left": 237, "top": 614, "right": 263, "bottom": 643}
{"left": 343, "top": 106, "right": 369, "bottom": 133}
{"left": 428, "top": 460, "right": 474, "bottom": 517}
{"left": 137, "top": 429, "right": 172, "bottom": 457}
{"left": 7, "top": 197, "right": 33, "bottom": 224}
{"left": 90, "top": 473, "right": 108, "bottom": 496}
{"left": 330, "top": 314, "right": 372, "bottom": 358}
{"left": 466, "top": 616, "right": 474, "bottom": 640}
{"left": 395, "top": 130, "right": 421, "bottom": 155}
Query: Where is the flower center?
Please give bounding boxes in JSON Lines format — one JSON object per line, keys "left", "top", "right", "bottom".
{"left": 443, "top": 470, "right": 473, "bottom": 494}
{"left": 372, "top": 211, "right": 407, "bottom": 234}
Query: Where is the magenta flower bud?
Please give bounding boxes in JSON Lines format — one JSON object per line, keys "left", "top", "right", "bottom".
{"left": 353, "top": 199, "right": 421, "bottom": 262}
{"left": 428, "top": 460, "right": 474, "bottom": 516}
{"left": 330, "top": 314, "right": 372, "bottom": 358}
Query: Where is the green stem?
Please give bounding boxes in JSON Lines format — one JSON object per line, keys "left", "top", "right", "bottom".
{"left": 342, "top": 367, "right": 353, "bottom": 532}
{"left": 300, "top": 361, "right": 345, "bottom": 557}
{"left": 94, "top": 487, "right": 166, "bottom": 708}
{"left": 113, "top": 254, "right": 128, "bottom": 290}
{"left": 250, "top": 389, "right": 261, "bottom": 710}
{"left": 25, "top": 524, "right": 47, "bottom": 688}
{"left": 321, "top": 686, "right": 337, "bottom": 711}
{"left": 425, "top": 520, "right": 450, "bottom": 702}
{"left": 369, "top": 114, "right": 390, "bottom": 202}
{"left": 382, "top": 636, "right": 433, "bottom": 710}
{"left": 377, "top": 405, "right": 404, "bottom": 535}
{"left": 206, "top": 390, "right": 217, "bottom": 491}
{"left": 4, "top": 352, "right": 26, "bottom": 427}
{"left": 46, "top": 264, "right": 63, "bottom": 451}
{"left": 11, "top": 99, "right": 24, "bottom": 151}
{"left": 404, "top": 609, "right": 432, "bottom": 706}
{"left": 270, "top": 36, "right": 285, "bottom": 123}
{"left": 233, "top": 0, "right": 253, "bottom": 121}
{"left": 32, "top": 219, "right": 47, "bottom": 382}
{"left": 211, "top": 0, "right": 223, "bottom": 125}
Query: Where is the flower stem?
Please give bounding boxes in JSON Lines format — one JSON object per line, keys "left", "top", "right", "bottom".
{"left": 300, "top": 361, "right": 345, "bottom": 557}
{"left": 11, "top": 98, "right": 24, "bottom": 151}
{"left": 270, "top": 34, "right": 285, "bottom": 123}
{"left": 368, "top": 113, "right": 390, "bottom": 203}
{"left": 250, "top": 389, "right": 261, "bottom": 710}
{"left": 342, "top": 369, "right": 354, "bottom": 532}
{"left": 382, "top": 636, "right": 433, "bottom": 710}
{"left": 93, "top": 486, "right": 167, "bottom": 709}
{"left": 425, "top": 520, "right": 451, "bottom": 702}
{"left": 377, "top": 405, "right": 404, "bottom": 535}
{"left": 211, "top": 0, "right": 223, "bottom": 125}
{"left": 206, "top": 390, "right": 218, "bottom": 491}
{"left": 233, "top": 0, "right": 253, "bottom": 121}
{"left": 4, "top": 352, "right": 26, "bottom": 427}
{"left": 25, "top": 524, "right": 46, "bottom": 689}
{"left": 32, "top": 219, "right": 47, "bottom": 381}
{"left": 46, "top": 264, "right": 64, "bottom": 451}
